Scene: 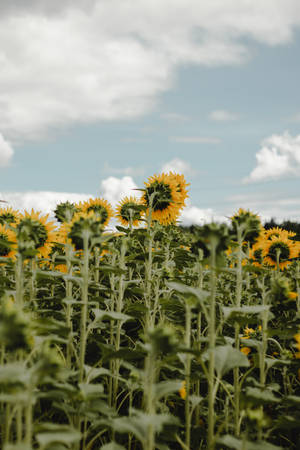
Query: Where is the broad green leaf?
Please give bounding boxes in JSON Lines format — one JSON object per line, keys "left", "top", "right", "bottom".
{"left": 223, "top": 306, "right": 270, "bottom": 321}
{"left": 101, "top": 443, "right": 126, "bottom": 450}
{"left": 154, "top": 380, "right": 183, "bottom": 401}
{"left": 217, "top": 435, "right": 283, "bottom": 449}
{"left": 79, "top": 383, "right": 104, "bottom": 400}
{"left": 244, "top": 387, "right": 280, "bottom": 405}
{"left": 91, "top": 309, "right": 132, "bottom": 323}
{"left": 36, "top": 423, "right": 81, "bottom": 447}
{"left": 203, "top": 345, "right": 249, "bottom": 376}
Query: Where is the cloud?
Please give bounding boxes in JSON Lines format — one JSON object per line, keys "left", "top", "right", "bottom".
{"left": 100, "top": 176, "right": 140, "bottom": 206}
{"left": 209, "top": 109, "right": 239, "bottom": 121}
{"left": 0, "top": 133, "right": 14, "bottom": 167}
{"left": 161, "top": 157, "right": 195, "bottom": 176}
{"left": 102, "top": 162, "right": 145, "bottom": 177}
{"left": 228, "top": 192, "right": 300, "bottom": 222}
{"left": 179, "top": 200, "right": 226, "bottom": 226}
{"left": 244, "top": 131, "right": 300, "bottom": 182}
{"left": 160, "top": 113, "right": 189, "bottom": 122}
{"left": 1, "top": 1, "right": 300, "bottom": 144}
{"left": 0, "top": 191, "right": 92, "bottom": 217}
{"left": 170, "top": 136, "right": 221, "bottom": 144}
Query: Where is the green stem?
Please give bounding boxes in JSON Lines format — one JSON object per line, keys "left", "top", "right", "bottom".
{"left": 234, "top": 228, "right": 243, "bottom": 437}
{"left": 79, "top": 231, "right": 90, "bottom": 383}
{"left": 185, "top": 304, "right": 192, "bottom": 449}
{"left": 207, "top": 240, "right": 217, "bottom": 450}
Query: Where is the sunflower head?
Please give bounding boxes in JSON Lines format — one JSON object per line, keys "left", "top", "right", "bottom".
{"left": 116, "top": 196, "right": 144, "bottom": 227}
{"left": 17, "top": 210, "right": 57, "bottom": 259}
{"left": 79, "top": 198, "right": 113, "bottom": 227}
{"left": 0, "top": 207, "right": 20, "bottom": 225}
{"left": 263, "top": 226, "right": 296, "bottom": 241}
{"left": 262, "top": 236, "right": 298, "bottom": 270}
{"left": 167, "top": 172, "right": 189, "bottom": 208}
{"left": 142, "top": 173, "right": 182, "bottom": 225}
{"left": 54, "top": 201, "right": 79, "bottom": 223}
{"left": 249, "top": 241, "right": 264, "bottom": 267}
{"left": 68, "top": 211, "right": 104, "bottom": 251}
{"left": 231, "top": 208, "right": 262, "bottom": 245}
{"left": 0, "top": 224, "right": 17, "bottom": 258}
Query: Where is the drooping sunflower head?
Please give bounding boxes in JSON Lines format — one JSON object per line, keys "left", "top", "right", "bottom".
{"left": 0, "top": 207, "right": 20, "bottom": 226}
{"left": 116, "top": 196, "right": 144, "bottom": 227}
{"left": 231, "top": 208, "right": 262, "bottom": 245}
{"left": 142, "top": 173, "right": 182, "bottom": 225}
{"left": 54, "top": 201, "right": 79, "bottom": 223}
{"left": 262, "top": 236, "right": 298, "bottom": 270}
{"left": 0, "top": 224, "right": 17, "bottom": 258}
{"left": 17, "top": 210, "right": 57, "bottom": 259}
{"left": 79, "top": 198, "right": 113, "bottom": 227}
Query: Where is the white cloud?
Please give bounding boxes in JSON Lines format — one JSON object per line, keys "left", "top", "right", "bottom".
{"left": 100, "top": 176, "right": 140, "bottom": 206}
{"left": 102, "top": 162, "right": 145, "bottom": 177}
{"left": 179, "top": 200, "right": 226, "bottom": 225}
{"left": 228, "top": 192, "right": 300, "bottom": 222}
{"left": 170, "top": 136, "right": 221, "bottom": 144}
{"left": 0, "top": 191, "right": 92, "bottom": 217}
{"left": 244, "top": 131, "right": 300, "bottom": 182}
{"left": 161, "top": 157, "right": 195, "bottom": 176}
{"left": 160, "top": 113, "right": 189, "bottom": 122}
{"left": 209, "top": 109, "right": 239, "bottom": 121}
{"left": 0, "top": 133, "right": 14, "bottom": 167}
{"left": 1, "top": 1, "right": 300, "bottom": 145}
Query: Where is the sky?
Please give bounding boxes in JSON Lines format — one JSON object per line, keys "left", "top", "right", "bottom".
{"left": 0, "top": 0, "right": 300, "bottom": 225}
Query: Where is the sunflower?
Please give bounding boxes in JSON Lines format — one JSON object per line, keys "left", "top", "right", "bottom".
{"left": 262, "top": 235, "right": 299, "bottom": 270}
{"left": 142, "top": 173, "right": 182, "bottom": 225}
{"left": 0, "top": 224, "right": 17, "bottom": 258}
{"left": 67, "top": 210, "right": 105, "bottom": 250}
{"left": 167, "top": 172, "right": 189, "bottom": 208}
{"left": 0, "top": 207, "right": 20, "bottom": 225}
{"left": 116, "top": 196, "right": 144, "bottom": 227}
{"left": 78, "top": 198, "right": 113, "bottom": 227}
{"left": 263, "top": 227, "right": 296, "bottom": 241}
{"left": 17, "top": 210, "right": 57, "bottom": 258}
{"left": 249, "top": 240, "right": 264, "bottom": 267}
{"left": 231, "top": 208, "right": 262, "bottom": 245}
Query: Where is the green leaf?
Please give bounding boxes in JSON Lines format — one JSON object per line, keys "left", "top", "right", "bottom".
{"left": 79, "top": 383, "right": 104, "bottom": 400}
{"left": 203, "top": 345, "right": 249, "bottom": 376}
{"left": 223, "top": 306, "right": 270, "bottom": 321}
{"left": 217, "top": 435, "right": 283, "bottom": 449}
{"left": 101, "top": 443, "right": 126, "bottom": 450}
{"left": 154, "top": 380, "right": 183, "bottom": 401}
{"left": 91, "top": 309, "right": 132, "bottom": 323}
{"left": 36, "top": 424, "right": 81, "bottom": 447}
{"left": 244, "top": 387, "right": 280, "bottom": 406}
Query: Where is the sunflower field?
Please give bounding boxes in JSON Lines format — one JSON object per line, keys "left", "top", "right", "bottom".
{"left": 0, "top": 172, "right": 300, "bottom": 450}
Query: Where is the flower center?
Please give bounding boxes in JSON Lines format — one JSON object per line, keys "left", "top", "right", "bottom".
{"left": 267, "top": 242, "right": 290, "bottom": 262}
{"left": 145, "top": 181, "right": 172, "bottom": 212}
{"left": 87, "top": 205, "right": 108, "bottom": 224}
{"left": 0, "top": 233, "right": 11, "bottom": 256}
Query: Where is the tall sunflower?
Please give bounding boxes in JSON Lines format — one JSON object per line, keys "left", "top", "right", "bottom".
{"left": 17, "top": 210, "right": 57, "bottom": 258}
{"left": 78, "top": 198, "right": 113, "bottom": 227}
{"left": 0, "top": 207, "right": 20, "bottom": 225}
{"left": 262, "top": 235, "right": 299, "bottom": 270}
{"left": 116, "top": 196, "right": 144, "bottom": 227}
{"left": 0, "top": 224, "right": 17, "bottom": 259}
{"left": 142, "top": 173, "right": 182, "bottom": 225}
{"left": 249, "top": 240, "right": 265, "bottom": 267}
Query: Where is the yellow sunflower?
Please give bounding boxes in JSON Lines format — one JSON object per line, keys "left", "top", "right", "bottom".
{"left": 78, "top": 198, "right": 113, "bottom": 227}
{"left": 17, "top": 210, "right": 57, "bottom": 258}
{"left": 0, "top": 207, "right": 20, "bottom": 225}
{"left": 262, "top": 235, "right": 299, "bottom": 270}
{"left": 116, "top": 196, "right": 144, "bottom": 227}
{"left": 167, "top": 172, "right": 189, "bottom": 208}
{"left": 249, "top": 240, "right": 265, "bottom": 267}
{"left": 263, "top": 227, "right": 296, "bottom": 240}
{"left": 142, "top": 173, "right": 182, "bottom": 225}
{"left": 0, "top": 224, "right": 17, "bottom": 259}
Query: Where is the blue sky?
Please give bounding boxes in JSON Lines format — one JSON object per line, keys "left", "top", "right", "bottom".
{"left": 0, "top": 1, "right": 300, "bottom": 224}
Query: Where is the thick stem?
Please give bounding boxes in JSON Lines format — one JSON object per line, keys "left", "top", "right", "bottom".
{"left": 79, "top": 231, "right": 90, "bottom": 383}
{"left": 185, "top": 304, "right": 192, "bottom": 449}
{"left": 207, "top": 240, "right": 217, "bottom": 450}
{"left": 234, "top": 228, "right": 243, "bottom": 437}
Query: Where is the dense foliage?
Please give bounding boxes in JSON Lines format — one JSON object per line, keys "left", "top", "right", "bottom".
{"left": 0, "top": 175, "right": 300, "bottom": 450}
